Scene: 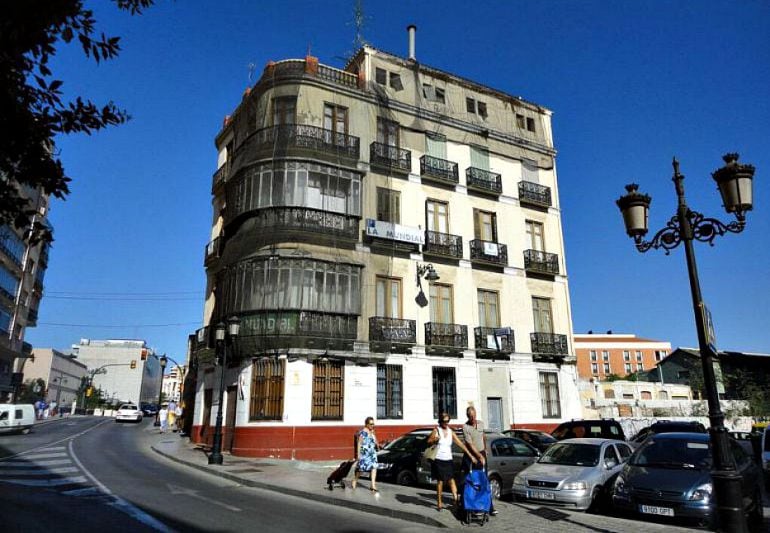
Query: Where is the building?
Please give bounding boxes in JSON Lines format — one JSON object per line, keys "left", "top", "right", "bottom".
{"left": 191, "top": 30, "right": 580, "bottom": 459}
{"left": 0, "top": 183, "right": 50, "bottom": 401}
{"left": 162, "top": 365, "right": 185, "bottom": 403}
{"left": 72, "top": 339, "right": 162, "bottom": 406}
{"left": 23, "top": 348, "right": 88, "bottom": 409}
{"left": 573, "top": 332, "right": 671, "bottom": 380}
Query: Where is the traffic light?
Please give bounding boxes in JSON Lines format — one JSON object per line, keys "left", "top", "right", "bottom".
{"left": 130, "top": 360, "right": 137, "bottom": 369}
{"left": 141, "top": 348, "right": 147, "bottom": 361}
{"left": 86, "top": 387, "right": 93, "bottom": 397}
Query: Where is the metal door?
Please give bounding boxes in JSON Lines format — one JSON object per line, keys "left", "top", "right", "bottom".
{"left": 487, "top": 397, "right": 503, "bottom": 432}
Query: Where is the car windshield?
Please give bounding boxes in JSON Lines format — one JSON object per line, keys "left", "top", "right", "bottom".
{"left": 119, "top": 405, "right": 136, "bottom": 410}
{"left": 384, "top": 434, "right": 426, "bottom": 452}
{"left": 630, "top": 439, "right": 711, "bottom": 469}
{"left": 652, "top": 423, "right": 703, "bottom": 433}
{"left": 538, "top": 443, "right": 600, "bottom": 466}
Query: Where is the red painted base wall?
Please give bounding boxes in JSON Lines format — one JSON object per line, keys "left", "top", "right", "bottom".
{"left": 191, "top": 421, "right": 560, "bottom": 460}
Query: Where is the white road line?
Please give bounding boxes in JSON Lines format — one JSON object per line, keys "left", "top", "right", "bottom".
{"left": 0, "top": 475, "right": 88, "bottom": 487}
{"left": 0, "top": 419, "right": 112, "bottom": 461}
{"left": 60, "top": 487, "right": 103, "bottom": 497}
{"left": 19, "top": 452, "right": 69, "bottom": 460}
{"left": 38, "top": 446, "right": 67, "bottom": 452}
{"left": 0, "top": 467, "right": 79, "bottom": 476}
{"left": 68, "top": 440, "right": 172, "bottom": 532}
{"left": 0, "top": 459, "right": 72, "bottom": 468}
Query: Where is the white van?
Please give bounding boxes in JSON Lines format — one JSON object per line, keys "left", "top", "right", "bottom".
{"left": 0, "top": 404, "right": 35, "bottom": 435}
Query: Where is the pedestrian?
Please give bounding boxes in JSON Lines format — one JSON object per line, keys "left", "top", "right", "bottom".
{"left": 173, "top": 404, "right": 183, "bottom": 433}
{"left": 34, "top": 399, "right": 43, "bottom": 420}
{"left": 462, "top": 406, "right": 497, "bottom": 516}
{"left": 42, "top": 400, "right": 50, "bottom": 419}
{"left": 351, "top": 416, "right": 379, "bottom": 492}
{"left": 158, "top": 404, "right": 168, "bottom": 433}
{"left": 427, "top": 412, "right": 476, "bottom": 511}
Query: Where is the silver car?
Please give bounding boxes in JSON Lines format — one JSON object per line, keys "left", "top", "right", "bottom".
{"left": 513, "top": 438, "right": 632, "bottom": 510}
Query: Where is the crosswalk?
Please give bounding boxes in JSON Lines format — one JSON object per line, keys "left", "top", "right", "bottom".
{"left": 0, "top": 446, "right": 107, "bottom": 500}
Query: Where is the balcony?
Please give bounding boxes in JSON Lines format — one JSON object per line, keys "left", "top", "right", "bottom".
{"left": 27, "top": 307, "right": 38, "bottom": 326}
{"left": 469, "top": 239, "right": 508, "bottom": 266}
{"left": 240, "top": 207, "right": 359, "bottom": 246}
{"left": 466, "top": 167, "right": 502, "bottom": 196}
{"left": 524, "top": 249, "right": 560, "bottom": 276}
{"left": 236, "top": 311, "right": 358, "bottom": 353}
{"left": 212, "top": 162, "right": 230, "bottom": 193}
{"left": 530, "top": 332, "right": 569, "bottom": 362}
{"left": 425, "top": 322, "right": 468, "bottom": 355}
{"left": 423, "top": 231, "right": 463, "bottom": 259}
{"left": 474, "top": 327, "right": 514, "bottom": 358}
{"left": 518, "top": 181, "right": 552, "bottom": 209}
{"left": 420, "top": 155, "right": 459, "bottom": 187}
{"left": 369, "top": 317, "right": 416, "bottom": 353}
{"left": 261, "top": 59, "right": 358, "bottom": 90}
{"left": 370, "top": 142, "right": 411, "bottom": 174}
{"left": 204, "top": 237, "right": 222, "bottom": 266}
{"left": 247, "top": 124, "right": 360, "bottom": 166}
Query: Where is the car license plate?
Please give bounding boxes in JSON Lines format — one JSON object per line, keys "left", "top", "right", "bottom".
{"left": 639, "top": 505, "right": 674, "bottom": 517}
{"left": 528, "top": 490, "right": 555, "bottom": 501}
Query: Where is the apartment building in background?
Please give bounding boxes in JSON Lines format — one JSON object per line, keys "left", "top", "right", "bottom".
{"left": 573, "top": 332, "right": 672, "bottom": 380}
{"left": 191, "top": 29, "right": 580, "bottom": 459}
{"left": 0, "top": 183, "right": 50, "bottom": 401}
{"left": 162, "top": 365, "right": 185, "bottom": 402}
{"left": 24, "top": 348, "right": 88, "bottom": 409}
{"left": 72, "top": 339, "right": 162, "bottom": 406}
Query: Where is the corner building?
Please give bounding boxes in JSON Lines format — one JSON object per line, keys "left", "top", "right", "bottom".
{"left": 192, "top": 40, "right": 580, "bottom": 459}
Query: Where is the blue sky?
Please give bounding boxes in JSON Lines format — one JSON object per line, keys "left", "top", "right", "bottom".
{"left": 27, "top": 1, "right": 770, "bottom": 363}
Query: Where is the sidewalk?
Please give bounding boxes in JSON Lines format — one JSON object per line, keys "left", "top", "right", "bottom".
{"left": 150, "top": 434, "right": 699, "bottom": 532}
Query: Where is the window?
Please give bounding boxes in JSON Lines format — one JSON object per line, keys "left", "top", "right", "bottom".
{"left": 425, "top": 132, "right": 447, "bottom": 159}
{"left": 375, "top": 276, "right": 402, "bottom": 318}
{"left": 655, "top": 350, "right": 667, "bottom": 361}
{"left": 377, "top": 117, "right": 399, "bottom": 147}
{"left": 604, "top": 445, "right": 620, "bottom": 467}
{"left": 636, "top": 352, "right": 643, "bottom": 362}
{"left": 469, "top": 145, "right": 490, "bottom": 171}
{"left": 376, "top": 187, "right": 400, "bottom": 223}
{"left": 429, "top": 284, "right": 454, "bottom": 324}
{"left": 590, "top": 350, "right": 597, "bottom": 361}
{"left": 591, "top": 363, "right": 598, "bottom": 375}
{"left": 323, "top": 103, "right": 348, "bottom": 137}
{"left": 623, "top": 350, "right": 630, "bottom": 361}
{"left": 515, "top": 114, "right": 525, "bottom": 129}
{"left": 0, "top": 264, "right": 19, "bottom": 300}
{"left": 426, "top": 200, "right": 449, "bottom": 234}
{"left": 466, "top": 97, "right": 476, "bottom": 113}
{"left": 312, "top": 360, "right": 344, "bottom": 420}
{"left": 465, "top": 97, "right": 486, "bottom": 117}
{"left": 641, "top": 391, "right": 652, "bottom": 400}
{"left": 432, "top": 367, "right": 457, "bottom": 419}
{"left": 0, "top": 226, "right": 25, "bottom": 266}
{"left": 422, "top": 84, "right": 445, "bottom": 104}
{"left": 624, "top": 363, "right": 632, "bottom": 374}
{"left": 602, "top": 351, "right": 609, "bottom": 362}
{"left": 250, "top": 359, "right": 285, "bottom": 421}
{"left": 473, "top": 209, "right": 497, "bottom": 241}
{"left": 525, "top": 220, "right": 544, "bottom": 251}
{"left": 377, "top": 364, "right": 402, "bottom": 419}
{"left": 0, "top": 309, "right": 11, "bottom": 334}
{"left": 677, "top": 370, "right": 690, "bottom": 379}
{"left": 389, "top": 72, "right": 403, "bottom": 91}
{"left": 375, "top": 67, "right": 387, "bottom": 85}
{"left": 637, "top": 363, "right": 644, "bottom": 371}
{"left": 272, "top": 96, "right": 296, "bottom": 125}
{"left": 526, "top": 117, "right": 536, "bottom": 132}
{"left": 539, "top": 372, "right": 561, "bottom": 418}
{"left": 477, "top": 101, "right": 487, "bottom": 118}
{"left": 605, "top": 389, "right": 615, "bottom": 399}
{"left": 622, "top": 393, "right": 634, "bottom": 399}
{"left": 531, "top": 297, "right": 553, "bottom": 334}
{"left": 603, "top": 363, "right": 610, "bottom": 374}
{"left": 658, "top": 391, "right": 669, "bottom": 400}
{"left": 477, "top": 290, "right": 499, "bottom": 329}
{"left": 375, "top": 68, "right": 402, "bottom": 91}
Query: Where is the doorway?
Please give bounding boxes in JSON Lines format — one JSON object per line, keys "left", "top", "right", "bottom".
{"left": 224, "top": 386, "right": 238, "bottom": 452}
{"left": 487, "top": 397, "right": 503, "bottom": 432}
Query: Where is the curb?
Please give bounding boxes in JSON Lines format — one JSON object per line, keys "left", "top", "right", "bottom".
{"left": 151, "top": 444, "right": 447, "bottom": 528}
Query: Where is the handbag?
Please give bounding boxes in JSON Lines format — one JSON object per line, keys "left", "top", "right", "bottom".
{"left": 423, "top": 443, "right": 439, "bottom": 461}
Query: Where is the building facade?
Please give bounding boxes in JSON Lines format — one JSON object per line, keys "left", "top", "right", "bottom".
{"left": 573, "top": 333, "right": 671, "bottom": 380}
{"left": 191, "top": 35, "right": 580, "bottom": 459}
{"left": 24, "top": 348, "right": 88, "bottom": 409}
{"left": 0, "top": 184, "right": 50, "bottom": 401}
{"left": 162, "top": 365, "right": 185, "bottom": 403}
{"left": 72, "top": 339, "right": 161, "bottom": 406}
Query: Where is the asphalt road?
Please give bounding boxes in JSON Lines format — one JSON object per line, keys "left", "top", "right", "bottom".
{"left": 0, "top": 417, "right": 430, "bottom": 533}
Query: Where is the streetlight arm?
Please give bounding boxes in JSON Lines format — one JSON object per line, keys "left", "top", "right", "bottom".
{"left": 633, "top": 211, "right": 745, "bottom": 254}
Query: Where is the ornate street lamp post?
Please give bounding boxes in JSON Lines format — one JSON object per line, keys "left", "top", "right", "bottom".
{"left": 209, "top": 316, "right": 241, "bottom": 465}
{"left": 617, "top": 153, "right": 755, "bottom": 533}
{"left": 414, "top": 263, "right": 439, "bottom": 308}
{"left": 153, "top": 354, "right": 168, "bottom": 426}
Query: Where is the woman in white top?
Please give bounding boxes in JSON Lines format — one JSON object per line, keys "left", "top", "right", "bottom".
{"left": 427, "top": 412, "right": 476, "bottom": 511}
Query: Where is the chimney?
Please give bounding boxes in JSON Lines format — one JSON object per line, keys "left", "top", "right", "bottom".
{"left": 407, "top": 24, "right": 417, "bottom": 61}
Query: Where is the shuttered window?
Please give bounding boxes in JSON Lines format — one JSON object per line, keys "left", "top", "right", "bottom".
{"left": 425, "top": 133, "right": 447, "bottom": 159}
{"left": 377, "top": 364, "right": 403, "bottom": 419}
{"left": 312, "top": 360, "right": 344, "bottom": 420}
{"left": 432, "top": 367, "right": 457, "bottom": 419}
{"left": 376, "top": 187, "right": 400, "bottom": 223}
{"left": 473, "top": 209, "right": 497, "bottom": 241}
{"left": 250, "top": 359, "right": 285, "bottom": 421}
{"left": 539, "top": 372, "right": 561, "bottom": 418}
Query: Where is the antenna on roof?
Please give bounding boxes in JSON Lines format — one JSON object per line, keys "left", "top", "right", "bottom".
{"left": 352, "top": 0, "right": 367, "bottom": 49}
{"left": 247, "top": 62, "right": 257, "bottom": 83}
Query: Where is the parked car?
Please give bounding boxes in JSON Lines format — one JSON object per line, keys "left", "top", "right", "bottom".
{"left": 114, "top": 403, "right": 143, "bottom": 423}
{"left": 0, "top": 404, "right": 35, "bottom": 435}
{"left": 376, "top": 428, "right": 433, "bottom": 486}
{"left": 417, "top": 431, "right": 540, "bottom": 499}
{"left": 512, "top": 438, "right": 632, "bottom": 511}
{"left": 551, "top": 419, "right": 626, "bottom": 441}
{"left": 629, "top": 421, "right": 707, "bottom": 447}
{"left": 503, "top": 429, "right": 557, "bottom": 453}
{"left": 612, "top": 432, "right": 764, "bottom": 528}
{"left": 140, "top": 402, "right": 158, "bottom": 417}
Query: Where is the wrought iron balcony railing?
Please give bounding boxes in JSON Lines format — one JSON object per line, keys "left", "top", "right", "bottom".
{"left": 518, "top": 180, "right": 552, "bottom": 208}
{"left": 466, "top": 167, "right": 502, "bottom": 195}
{"left": 420, "top": 155, "right": 459, "bottom": 185}
{"left": 523, "top": 249, "right": 560, "bottom": 275}
{"left": 423, "top": 230, "right": 463, "bottom": 258}
{"left": 212, "top": 162, "right": 230, "bottom": 192}
{"left": 530, "top": 332, "right": 569, "bottom": 356}
{"left": 229, "top": 206, "right": 358, "bottom": 243}
{"left": 204, "top": 237, "right": 222, "bottom": 266}
{"left": 249, "top": 124, "right": 360, "bottom": 161}
{"left": 370, "top": 142, "right": 412, "bottom": 173}
{"left": 425, "top": 322, "right": 468, "bottom": 349}
{"left": 369, "top": 317, "right": 416, "bottom": 344}
{"left": 469, "top": 239, "right": 508, "bottom": 266}
{"left": 474, "top": 327, "right": 514, "bottom": 354}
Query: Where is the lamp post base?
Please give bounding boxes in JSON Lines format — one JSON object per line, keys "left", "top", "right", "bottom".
{"left": 208, "top": 453, "right": 223, "bottom": 465}
{"left": 712, "top": 469, "right": 750, "bottom": 533}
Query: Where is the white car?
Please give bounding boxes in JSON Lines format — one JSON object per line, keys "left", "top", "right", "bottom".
{"left": 114, "top": 404, "right": 143, "bottom": 423}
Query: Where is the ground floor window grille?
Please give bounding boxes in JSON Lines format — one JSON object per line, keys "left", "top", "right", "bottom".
{"left": 432, "top": 366, "right": 456, "bottom": 419}
{"left": 312, "top": 360, "right": 344, "bottom": 420}
{"left": 250, "top": 359, "right": 285, "bottom": 420}
{"left": 539, "top": 371, "right": 561, "bottom": 418}
{"left": 377, "top": 364, "right": 403, "bottom": 419}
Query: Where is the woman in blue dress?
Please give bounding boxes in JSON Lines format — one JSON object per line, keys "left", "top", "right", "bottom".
{"left": 352, "top": 416, "right": 379, "bottom": 491}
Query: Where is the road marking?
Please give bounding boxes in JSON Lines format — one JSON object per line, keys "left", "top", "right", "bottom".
{"left": 0, "top": 459, "right": 72, "bottom": 467}
{"left": 20, "top": 452, "right": 69, "bottom": 460}
{"left": 0, "top": 419, "right": 111, "bottom": 461}
{"left": 68, "top": 440, "right": 172, "bottom": 532}
{"left": 167, "top": 483, "right": 242, "bottom": 512}
{"left": 0, "top": 475, "right": 88, "bottom": 487}
{"left": 60, "top": 486, "right": 103, "bottom": 497}
{"left": 0, "top": 466, "right": 79, "bottom": 476}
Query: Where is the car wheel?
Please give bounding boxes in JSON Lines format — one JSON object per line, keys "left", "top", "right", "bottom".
{"left": 587, "top": 486, "right": 604, "bottom": 513}
{"left": 488, "top": 475, "right": 502, "bottom": 500}
{"left": 396, "top": 469, "right": 416, "bottom": 486}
